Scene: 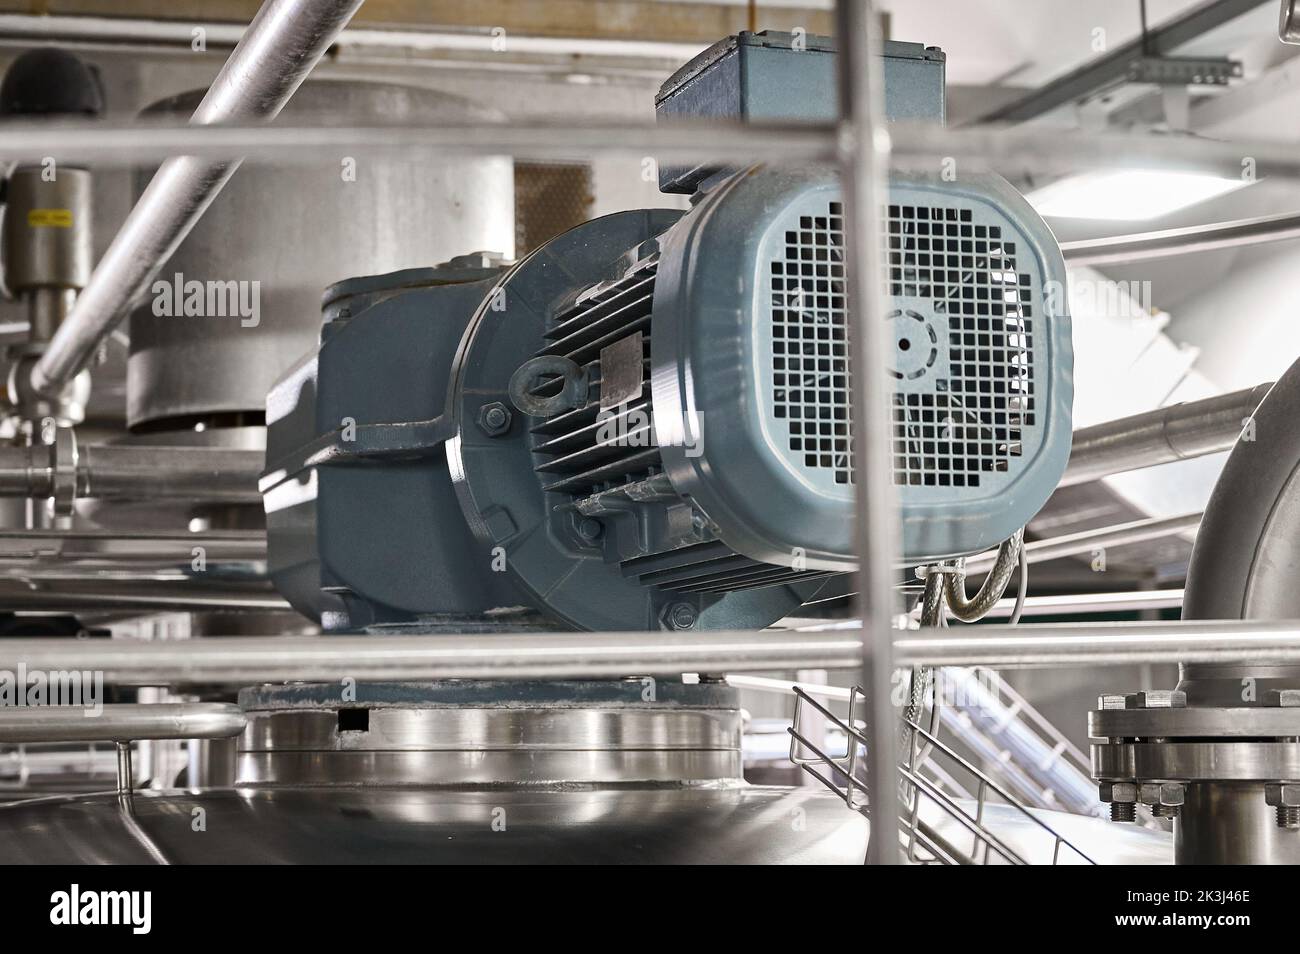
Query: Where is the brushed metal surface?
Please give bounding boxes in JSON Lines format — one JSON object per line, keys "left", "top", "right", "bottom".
{"left": 0, "top": 785, "right": 1173, "bottom": 864}
{"left": 1090, "top": 706, "right": 1300, "bottom": 739}
{"left": 1093, "top": 741, "right": 1300, "bottom": 782}
{"left": 236, "top": 684, "right": 742, "bottom": 786}
{"left": 0, "top": 786, "right": 867, "bottom": 864}
{"left": 1176, "top": 783, "right": 1300, "bottom": 865}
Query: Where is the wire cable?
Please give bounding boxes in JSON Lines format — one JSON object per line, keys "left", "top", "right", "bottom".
{"left": 1009, "top": 534, "right": 1029, "bottom": 626}
{"left": 943, "top": 528, "right": 1024, "bottom": 622}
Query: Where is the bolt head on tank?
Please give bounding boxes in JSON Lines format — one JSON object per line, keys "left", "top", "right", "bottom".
{"left": 1265, "top": 783, "right": 1300, "bottom": 808}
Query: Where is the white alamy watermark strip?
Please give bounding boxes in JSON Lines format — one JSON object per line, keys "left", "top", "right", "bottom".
{"left": 151, "top": 271, "right": 261, "bottom": 327}
{"left": 597, "top": 403, "right": 705, "bottom": 458}
{"left": 50, "top": 884, "right": 151, "bottom": 935}
{"left": 0, "top": 664, "right": 103, "bottom": 716}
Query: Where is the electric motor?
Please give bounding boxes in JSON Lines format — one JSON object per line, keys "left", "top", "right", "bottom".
{"left": 263, "top": 163, "right": 1071, "bottom": 632}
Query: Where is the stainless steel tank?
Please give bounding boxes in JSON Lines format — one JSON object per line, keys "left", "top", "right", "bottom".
{"left": 126, "top": 80, "right": 514, "bottom": 430}
{"left": 0, "top": 680, "right": 869, "bottom": 863}
{"left": 0, "top": 679, "right": 1175, "bottom": 863}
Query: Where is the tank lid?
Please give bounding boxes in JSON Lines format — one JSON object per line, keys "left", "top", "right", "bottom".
{"left": 236, "top": 680, "right": 743, "bottom": 788}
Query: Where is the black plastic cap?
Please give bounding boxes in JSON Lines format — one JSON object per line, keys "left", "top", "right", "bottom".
{"left": 0, "top": 48, "right": 105, "bottom": 117}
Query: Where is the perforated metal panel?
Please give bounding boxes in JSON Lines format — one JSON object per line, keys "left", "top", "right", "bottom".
{"left": 769, "top": 201, "right": 852, "bottom": 484}
{"left": 654, "top": 168, "right": 1068, "bottom": 567}
{"left": 887, "top": 202, "right": 1034, "bottom": 489}
{"left": 767, "top": 194, "right": 1037, "bottom": 492}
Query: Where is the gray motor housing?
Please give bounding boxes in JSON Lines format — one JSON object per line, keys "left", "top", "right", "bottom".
{"left": 262, "top": 257, "right": 538, "bottom": 631}
{"left": 262, "top": 165, "right": 1071, "bottom": 632}
{"left": 261, "top": 29, "right": 1071, "bottom": 631}
{"left": 654, "top": 31, "right": 946, "bottom": 194}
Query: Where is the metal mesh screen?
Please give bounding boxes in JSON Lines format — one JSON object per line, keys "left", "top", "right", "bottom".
{"left": 768, "top": 199, "right": 1037, "bottom": 489}
{"left": 515, "top": 162, "right": 595, "bottom": 257}
{"left": 769, "top": 202, "right": 853, "bottom": 484}
{"left": 887, "top": 203, "right": 1035, "bottom": 488}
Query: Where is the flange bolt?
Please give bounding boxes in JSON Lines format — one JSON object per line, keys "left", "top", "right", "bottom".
{"left": 1099, "top": 781, "right": 1137, "bottom": 823}
{"left": 1265, "top": 783, "right": 1300, "bottom": 829}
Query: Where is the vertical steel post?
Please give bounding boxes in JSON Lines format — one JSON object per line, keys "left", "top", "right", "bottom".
{"left": 836, "top": 0, "right": 901, "bottom": 864}
{"left": 115, "top": 741, "right": 133, "bottom": 808}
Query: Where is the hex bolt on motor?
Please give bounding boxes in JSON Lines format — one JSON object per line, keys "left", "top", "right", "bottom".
{"left": 662, "top": 602, "right": 699, "bottom": 631}
{"left": 476, "top": 401, "right": 512, "bottom": 437}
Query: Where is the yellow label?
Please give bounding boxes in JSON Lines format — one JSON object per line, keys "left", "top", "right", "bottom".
{"left": 27, "top": 208, "right": 73, "bottom": 228}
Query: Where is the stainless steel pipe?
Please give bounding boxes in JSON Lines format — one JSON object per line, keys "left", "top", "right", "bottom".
{"left": 0, "top": 703, "right": 245, "bottom": 744}
{"left": 28, "top": 0, "right": 365, "bottom": 399}
{"left": 980, "top": 587, "right": 1185, "bottom": 618}
{"left": 0, "top": 117, "right": 838, "bottom": 168}
{"left": 964, "top": 512, "right": 1201, "bottom": 573}
{"left": 5, "top": 621, "right": 1300, "bottom": 683}
{"left": 1060, "top": 384, "right": 1272, "bottom": 488}
{"left": 0, "top": 632, "right": 866, "bottom": 686}
{"left": 0, "top": 581, "right": 285, "bottom": 611}
{"left": 1061, "top": 211, "right": 1300, "bottom": 266}
{"left": 0, "top": 526, "right": 275, "bottom": 609}
{"left": 82, "top": 444, "right": 262, "bottom": 502}
{"left": 838, "top": 0, "right": 900, "bottom": 864}
{"left": 806, "top": 587, "right": 1187, "bottom": 624}
{"left": 896, "top": 620, "right": 1300, "bottom": 667}
{"left": 7, "top": 120, "right": 1300, "bottom": 178}
{"left": 0, "top": 443, "right": 263, "bottom": 503}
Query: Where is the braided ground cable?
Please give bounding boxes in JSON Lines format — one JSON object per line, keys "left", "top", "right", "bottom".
{"left": 943, "top": 528, "right": 1025, "bottom": 622}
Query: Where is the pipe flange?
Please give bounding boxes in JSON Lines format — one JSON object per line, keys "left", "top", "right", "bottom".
{"left": 1090, "top": 705, "right": 1300, "bottom": 739}
{"left": 1093, "top": 740, "right": 1300, "bottom": 783}
{"left": 50, "top": 424, "right": 77, "bottom": 516}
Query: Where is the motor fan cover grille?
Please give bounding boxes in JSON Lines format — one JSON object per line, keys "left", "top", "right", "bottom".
{"left": 767, "top": 195, "right": 1037, "bottom": 492}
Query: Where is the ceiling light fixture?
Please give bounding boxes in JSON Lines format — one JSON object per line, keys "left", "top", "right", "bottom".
{"left": 1026, "top": 169, "right": 1252, "bottom": 222}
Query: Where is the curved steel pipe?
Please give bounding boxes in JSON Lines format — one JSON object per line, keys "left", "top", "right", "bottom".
{"left": 1123, "top": 358, "right": 1300, "bottom": 865}
{"left": 1181, "top": 356, "right": 1300, "bottom": 704}
{"left": 28, "top": 0, "right": 365, "bottom": 399}
{"left": 1184, "top": 362, "right": 1300, "bottom": 621}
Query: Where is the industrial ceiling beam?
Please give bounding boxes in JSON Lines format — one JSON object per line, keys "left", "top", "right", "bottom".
{"left": 974, "top": 0, "right": 1269, "bottom": 124}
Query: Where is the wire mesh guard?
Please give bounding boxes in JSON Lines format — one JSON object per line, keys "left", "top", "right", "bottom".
{"left": 788, "top": 686, "right": 1096, "bottom": 865}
